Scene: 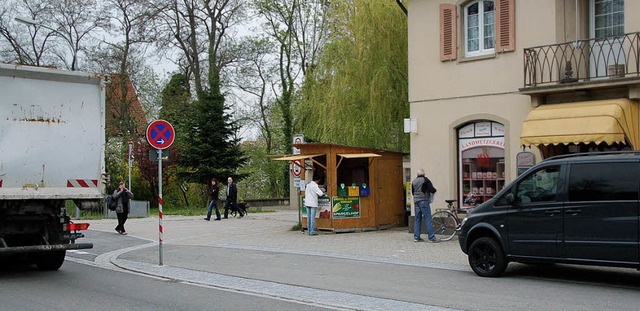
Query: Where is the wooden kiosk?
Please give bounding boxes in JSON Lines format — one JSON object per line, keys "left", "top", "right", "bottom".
{"left": 275, "top": 143, "right": 405, "bottom": 232}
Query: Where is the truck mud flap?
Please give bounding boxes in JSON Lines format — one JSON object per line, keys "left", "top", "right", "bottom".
{"left": 0, "top": 243, "right": 93, "bottom": 255}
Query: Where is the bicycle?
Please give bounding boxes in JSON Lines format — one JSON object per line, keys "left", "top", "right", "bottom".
{"left": 431, "top": 199, "right": 462, "bottom": 241}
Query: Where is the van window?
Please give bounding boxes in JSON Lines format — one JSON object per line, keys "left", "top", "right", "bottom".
{"left": 515, "top": 166, "right": 560, "bottom": 203}
{"left": 568, "top": 163, "right": 639, "bottom": 201}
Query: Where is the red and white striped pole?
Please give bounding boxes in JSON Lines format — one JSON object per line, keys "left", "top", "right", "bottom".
{"left": 158, "top": 149, "right": 163, "bottom": 266}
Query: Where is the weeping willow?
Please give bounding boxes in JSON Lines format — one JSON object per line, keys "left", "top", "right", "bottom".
{"left": 296, "top": 0, "right": 408, "bottom": 152}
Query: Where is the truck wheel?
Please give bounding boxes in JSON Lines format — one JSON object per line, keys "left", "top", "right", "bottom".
{"left": 35, "top": 251, "right": 66, "bottom": 271}
{"left": 468, "top": 237, "right": 507, "bottom": 277}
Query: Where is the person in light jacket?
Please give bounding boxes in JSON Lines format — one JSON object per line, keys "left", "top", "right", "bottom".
{"left": 113, "top": 181, "right": 133, "bottom": 235}
{"left": 305, "top": 174, "right": 325, "bottom": 236}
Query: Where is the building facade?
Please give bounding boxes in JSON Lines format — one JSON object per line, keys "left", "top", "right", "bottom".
{"left": 407, "top": 0, "right": 640, "bottom": 210}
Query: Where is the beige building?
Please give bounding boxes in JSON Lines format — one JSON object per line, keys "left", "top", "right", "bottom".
{"left": 406, "top": 0, "right": 640, "bottom": 212}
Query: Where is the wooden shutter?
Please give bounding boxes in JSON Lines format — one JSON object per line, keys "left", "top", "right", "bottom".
{"left": 440, "top": 4, "right": 457, "bottom": 61}
{"left": 495, "top": 0, "right": 515, "bottom": 52}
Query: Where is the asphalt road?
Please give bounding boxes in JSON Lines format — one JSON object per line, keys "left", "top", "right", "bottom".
{"left": 70, "top": 229, "right": 640, "bottom": 311}
{"left": 0, "top": 261, "right": 338, "bottom": 311}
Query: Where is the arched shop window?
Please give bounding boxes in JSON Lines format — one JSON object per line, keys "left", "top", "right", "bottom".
{"left": 458, "top": 121, "right": 505, "bottom": 209}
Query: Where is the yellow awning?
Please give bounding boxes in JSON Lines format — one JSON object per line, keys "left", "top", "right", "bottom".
{"left": 271, "top": 154, "right": 326, "bottom": 170}
{"left": 520, "top": 99, "right": 639, "bottom": 148}
{"left": 336, "top": 153, "right": 382, "bottom": 159}
{"left": 271, "top": 154, "right": 325, "bottom": 161}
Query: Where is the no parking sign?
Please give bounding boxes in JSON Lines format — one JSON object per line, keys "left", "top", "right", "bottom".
{"left": 146, "top": 120, "right": 175, "bottom": 150}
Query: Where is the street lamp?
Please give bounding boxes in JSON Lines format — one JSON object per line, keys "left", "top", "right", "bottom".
{"left": 14, "top": 16, "right": 78, "bottom": 70}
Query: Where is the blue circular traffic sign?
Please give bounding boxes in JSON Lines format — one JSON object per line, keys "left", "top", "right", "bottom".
{"left": 146, "top": 120, "right": 175, "bottom": 150}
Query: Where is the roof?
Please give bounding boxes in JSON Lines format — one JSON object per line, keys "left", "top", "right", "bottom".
{"left": 105, "top": 74, "right": 148, "bottom": 137}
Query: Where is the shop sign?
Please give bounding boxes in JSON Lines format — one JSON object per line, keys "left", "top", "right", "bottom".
{"left": 458, "top": 124, "right": 475, "bottom": 138}
{"left": 459, "top": 137, "right": 505, "bottom": 151}
{"left": 517, "top": 152, "right": 535, "bottom": 166}
{"left": 475, "top": 122, "right": 492, "bottom": 137}
{"left": 331, "top": 197, "right": 360, "bottom": 219}
{"left": 492, "top": 122, "right": 505, "bottom": 136}
{"left": 302, "top": 196, "right": 331, "bottom": 219}
{"left": 516, "top": 151, "right": 535, "bottom": 176}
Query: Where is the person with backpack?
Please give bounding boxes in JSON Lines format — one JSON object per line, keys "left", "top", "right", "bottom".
{"left": 412, "top": 168, "right": 440, "bottom": 243}
{"left": 113, "top": 181, "right": 133, "bottom": 235}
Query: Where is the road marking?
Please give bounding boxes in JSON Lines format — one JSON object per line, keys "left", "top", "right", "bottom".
{"left": 68, "top": 250, "right": 93, "bottom": 255}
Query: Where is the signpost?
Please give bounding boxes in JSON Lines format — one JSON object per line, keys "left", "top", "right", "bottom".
{"left": 292, "top": 134, "right": 304, "bottom": 231}
{"left": 145, "top": 120, "right": 175, "bottom": 266}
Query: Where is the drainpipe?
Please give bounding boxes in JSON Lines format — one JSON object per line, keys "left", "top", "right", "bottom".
{"left": 396, "top": 0, "right": 407, "bottom": 16}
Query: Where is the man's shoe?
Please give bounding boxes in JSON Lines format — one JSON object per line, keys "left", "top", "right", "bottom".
{"left": 414, "top": 238, "right": 424, "bottom": 242}
{"left": 213, "top": 218, "right": 221, "bottom": 221}
{"left": 203, "top": 218, "right": 210, "bottom": 221}
{"left": 428, "top": 237, "right": 441, "bottom": 243}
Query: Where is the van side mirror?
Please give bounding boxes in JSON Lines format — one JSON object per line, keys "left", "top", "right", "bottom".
{"left": 506, "top": 193, "right": 515, "bottom": 205}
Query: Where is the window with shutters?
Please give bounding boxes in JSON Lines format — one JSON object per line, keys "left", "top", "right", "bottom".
{"left": 439, "top": 0, "right": 515, "bottom": 62}
{"left": 464, "top": 0, "right": 495, "bottom": 57}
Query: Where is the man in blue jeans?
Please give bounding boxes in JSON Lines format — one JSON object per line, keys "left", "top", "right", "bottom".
{"left": 412, "top": 168, "right": 440, "bottom": 243}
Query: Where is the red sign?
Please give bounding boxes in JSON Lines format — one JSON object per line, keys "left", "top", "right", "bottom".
{"left": 146, "top": 120, "right": 175, "bottom": 150}
{"left": 292, "top": 160, "right": 302, "bottom": 177}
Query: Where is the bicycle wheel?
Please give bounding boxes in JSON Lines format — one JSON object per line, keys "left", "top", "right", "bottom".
{"left": 431, "top": 211, "right": 458, "bottom": 241}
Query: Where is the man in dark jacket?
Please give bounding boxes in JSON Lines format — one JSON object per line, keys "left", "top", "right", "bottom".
{"left": 223, "top": 177, "right": 242, "bottom": 218}
{"left": 412, "top": 169, "right": 439, "bottom": 243}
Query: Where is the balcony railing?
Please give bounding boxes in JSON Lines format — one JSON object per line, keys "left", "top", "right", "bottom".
{"left": 523, "top": 32, "right": 640, "bottom": 87}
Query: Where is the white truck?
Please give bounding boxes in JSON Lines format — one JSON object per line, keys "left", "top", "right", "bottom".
{"left": 0, "top": 63, "right": 102, "bottom": 270}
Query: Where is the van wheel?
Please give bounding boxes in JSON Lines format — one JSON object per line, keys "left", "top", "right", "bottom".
{"left": 468, "top": 237, "right": 507, "bottom": 277}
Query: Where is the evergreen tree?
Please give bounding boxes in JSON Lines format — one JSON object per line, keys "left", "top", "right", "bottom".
{"left": 178, "top": 87, "right": 247, "bottom": 184}
{"left": 159, "top": 74, "right": 191, "bottom": 140}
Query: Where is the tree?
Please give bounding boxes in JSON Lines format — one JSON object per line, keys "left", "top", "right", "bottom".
{"left": 231, "top": 37, "right": 279, "bottom": 153}
{"left": 0, "top": 1, "right": 54, "bottom": 66}
{"left": 297, "top": 0, "right": 408, "bottom": 152}
{"left": 149, "top": 0, "right": 248, "bottom": 184}
{"left": 253, "top": 0, "right": 329, "bottom": 153}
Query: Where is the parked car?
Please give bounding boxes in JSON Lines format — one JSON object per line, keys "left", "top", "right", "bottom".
{"left": 458, "top": 151, "right": 640, "bottom": 277}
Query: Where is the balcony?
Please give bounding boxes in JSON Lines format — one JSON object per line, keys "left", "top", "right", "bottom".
{"left": 522, "top": 32, "right": 640, "bottom": 94}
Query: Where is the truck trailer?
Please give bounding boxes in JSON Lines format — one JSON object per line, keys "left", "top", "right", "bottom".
{"left": 0, "top": 63, "right": 103, "bottom": 270}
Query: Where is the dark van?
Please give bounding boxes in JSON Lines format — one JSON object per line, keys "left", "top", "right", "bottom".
{"left": 458, "top": 152, "right": 640, "bottom": 277}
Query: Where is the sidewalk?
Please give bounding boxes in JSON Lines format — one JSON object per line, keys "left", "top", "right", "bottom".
{"left": 87, "top": 210, "right": 469, "bottom": 269}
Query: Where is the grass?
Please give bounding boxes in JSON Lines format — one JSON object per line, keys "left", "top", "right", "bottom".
{"left": 75, "top": 205, "right": 277, "bottom": 220}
